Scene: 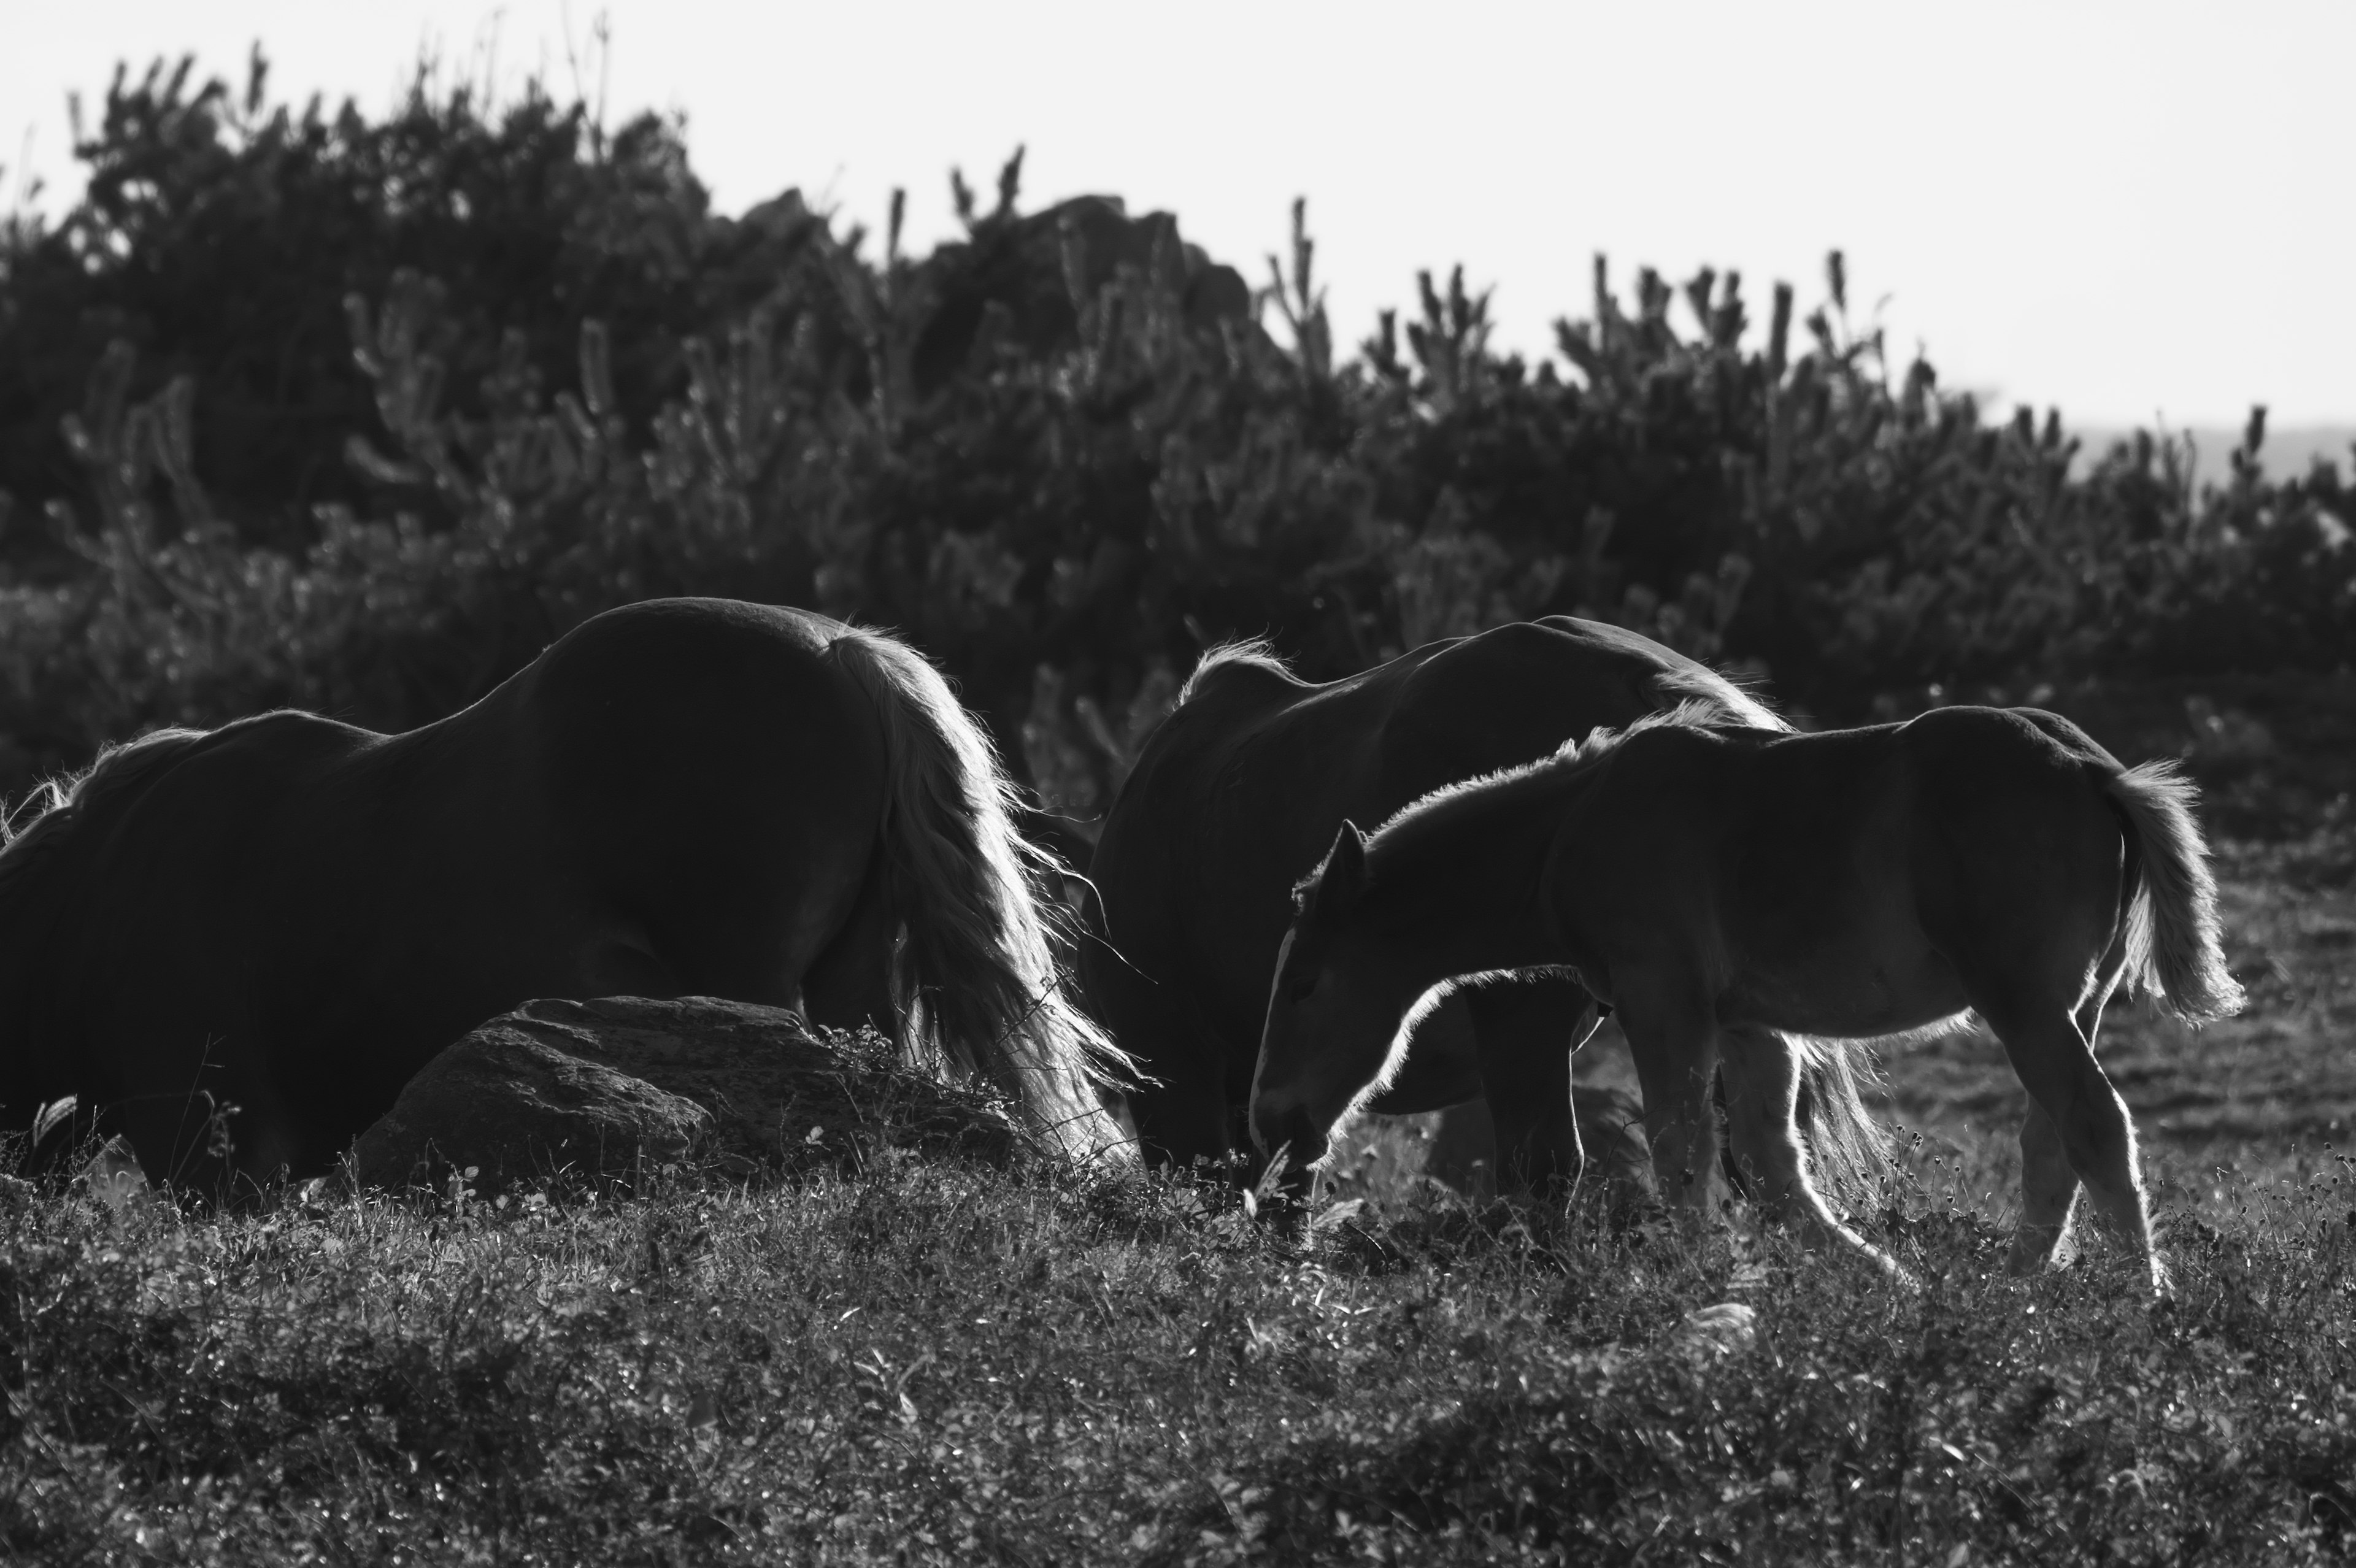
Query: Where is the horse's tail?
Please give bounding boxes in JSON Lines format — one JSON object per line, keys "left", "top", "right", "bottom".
{"left": 2101, "top": 759, "right": 2244, "bottom": 1024}
{"left": 1788, "top": 1033, "right": 1893, "bottom": 1206}
{"left": 823, "top": 627, "right": 1138, "bottom": 1162}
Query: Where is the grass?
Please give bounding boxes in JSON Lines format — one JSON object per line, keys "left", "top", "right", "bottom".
{"left": 6, "top": 1100, "right": 2353, "bottom": 1562}
{"left": 6, "top": 724, "right": 2352, "bottom": 1564}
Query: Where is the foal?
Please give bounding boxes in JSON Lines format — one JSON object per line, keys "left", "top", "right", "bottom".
{"left": 1252, "top": 704, "right": 2242, "bottom": 1294}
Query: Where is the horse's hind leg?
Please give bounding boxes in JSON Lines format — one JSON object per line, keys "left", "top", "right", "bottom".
{"left": 1719, "top": 1027, "right": 1885, "bottom": 1263}
{"left": 1981, "top": 985, "right": 2158, "bottom": 1289}
{"left": 2006, "top": 942, "right": 2134, "bottom": 1278}
{"left": 800, "top": 847, "right": 898, "bottom": 1039}
{"left": 2010, "top": 1102, "right": 2081, "bottom": 1273}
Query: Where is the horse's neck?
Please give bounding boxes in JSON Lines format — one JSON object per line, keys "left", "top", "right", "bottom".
{"left": 0, "top": 830, "right": 74, "bottom": 1042}
{"left": 1358, "top": 776, "right": 1571, "bottom": 992}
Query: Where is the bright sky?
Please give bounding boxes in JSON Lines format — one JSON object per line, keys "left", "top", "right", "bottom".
{"left": 4, "top": 1, "right": 2350, "bottom": 427}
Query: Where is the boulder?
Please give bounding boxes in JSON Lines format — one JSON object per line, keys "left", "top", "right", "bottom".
{"left": 348, "top": 995, "right": 1018, "bottom": 1192}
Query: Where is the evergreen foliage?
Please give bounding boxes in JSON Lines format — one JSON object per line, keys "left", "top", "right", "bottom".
{"left": 2, "top": 54, "right": 2348, "bottom": 812}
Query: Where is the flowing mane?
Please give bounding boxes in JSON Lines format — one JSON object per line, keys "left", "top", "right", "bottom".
{"left": 1361, "top": 696, "right": 1758, "bottom": 863}
{"left": 1176, "top": 637, "right": 1304, "bottom": 707}
{"left": 1647, "top": 659, "right": 1791, "bottom": 734}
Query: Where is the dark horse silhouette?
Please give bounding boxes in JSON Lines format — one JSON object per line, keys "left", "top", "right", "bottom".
{"left": 1253, "top": 703, "right": 2242, "bottom": 1295}
{"left": 0, "top": 598, "right": 1127, "bottom": 1189}
{"left": 1083, "top": 615, "right": 1884, "bottom": 1197}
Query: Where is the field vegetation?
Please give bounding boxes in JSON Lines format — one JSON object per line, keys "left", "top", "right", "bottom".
{"left": 3, "top": 48, "right": 2354, "bottom": 1566}
{"left": 8, "top": 723, "right": 2354, "bottom": 1562}
{"left": 6, "top": 838, "right": 2354, "bottom": 1566}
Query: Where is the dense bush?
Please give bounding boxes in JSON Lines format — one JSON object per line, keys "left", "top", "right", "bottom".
{"left": 2, "top": 55, "right": 2349, "bottom": 813}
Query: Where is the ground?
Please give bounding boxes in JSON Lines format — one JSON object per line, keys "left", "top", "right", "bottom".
{"left": 3, "top": 680, "right": 2351, "bottom": 1564}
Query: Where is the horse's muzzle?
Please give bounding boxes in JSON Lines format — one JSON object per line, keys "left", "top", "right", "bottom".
{"left": 1252, "top": 1100, "right": 1328, "bottom": 1171}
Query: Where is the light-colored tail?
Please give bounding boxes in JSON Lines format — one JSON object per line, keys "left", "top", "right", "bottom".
{"left": 2105, "top": 759, "right": 2245, "bottom": 1024}
{"left": 1788, "top": 1033, "right": 1892, "bottom": 1207}
{"left": 823, "top": 627, "right": 1138, "bottom": 1162}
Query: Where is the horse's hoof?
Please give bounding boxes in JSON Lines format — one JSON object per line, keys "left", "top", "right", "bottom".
{"left": 2004, "top": 1226, "right": 2069, "bottom": 1277}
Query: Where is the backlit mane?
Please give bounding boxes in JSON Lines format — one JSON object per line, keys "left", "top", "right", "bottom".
{"left": 1649, "top": 661, "right": 1792, "bottom": 734}
{"left": 1177, "top": 637, "right": 1304, "bottom": 707}
{"left": 1374, "top": 695, "right": 1766, "bottom": 847}
{"left": 1288, "top": 691, "right": 1774, "bottom": 905}
{"left": 0, "top": 726, "right": 216, "bottom": 898}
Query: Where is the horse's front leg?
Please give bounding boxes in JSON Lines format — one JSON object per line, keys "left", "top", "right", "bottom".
{"left": 1615, "top": 979, "right": 1725, "bottom": 1223}
{"left": 1465, "top": 976, "right": 1599, "bottom": 1202}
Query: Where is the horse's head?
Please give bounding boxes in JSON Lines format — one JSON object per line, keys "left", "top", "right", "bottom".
{"left": 1249, "top": 820, "right": 1407, "bottom": 1170}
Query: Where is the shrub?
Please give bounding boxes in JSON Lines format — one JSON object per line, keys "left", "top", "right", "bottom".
{"left": 2, "top": 56, "right": 2348, "bottom": 810}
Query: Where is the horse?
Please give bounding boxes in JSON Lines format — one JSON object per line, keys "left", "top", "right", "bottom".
{"left": 0, "top": 598, "right": 1130, "bottom": 1191}
{"left": 1250, "top": 702, "right": 2244, "bottom": 1294}
{"left": 1082, "top": 615, "right": 1885, "bottom": 1201}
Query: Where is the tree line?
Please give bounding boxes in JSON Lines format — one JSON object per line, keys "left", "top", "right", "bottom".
{"left": 2, "top": 52, "right": 2347, "bottom": 815}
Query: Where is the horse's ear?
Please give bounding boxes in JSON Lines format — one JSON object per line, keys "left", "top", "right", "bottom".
{"left": 1311, "top": 820, "right": 1370, "bottom": 918}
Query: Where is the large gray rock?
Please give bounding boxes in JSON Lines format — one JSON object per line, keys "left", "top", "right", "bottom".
{"left": 348, "top": 995, "right": 1018, "bottom": 1192}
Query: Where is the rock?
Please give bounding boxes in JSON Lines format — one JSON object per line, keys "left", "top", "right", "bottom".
{"left": 348, "top": 995, "right": 1018, "bottom": 1193}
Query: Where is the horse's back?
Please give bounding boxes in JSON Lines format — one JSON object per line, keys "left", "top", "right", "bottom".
{"left": 1591, "top": 708, "right": 2132, "bottom": 1028}
{"left": 1895, "top": 703, "right": 2106, "bottom": 769}
{"left": 1372, "top": 619, "right": 1689, "bottom": 804}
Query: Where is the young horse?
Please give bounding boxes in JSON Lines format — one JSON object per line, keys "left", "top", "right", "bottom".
{"left": 1084, "top": 616, "right": 1884, "bottom": 1201}
{"left": 0, "top": 598, "right": 1128, "bottom": 1189}
{"left": 1252, "top": 704, "right": 2242, "bottom": 1294}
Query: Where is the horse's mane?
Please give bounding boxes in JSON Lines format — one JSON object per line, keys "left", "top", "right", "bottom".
{"left": 1288, "top": 698, "right": 1751, "bottom": 908}
{"left": 1290, "top": 697, "right": 1756, "bottom": 904}
{"left": 1406, "top": 695, "right": 1768, "bottom": 834}
{"left": 1649, "top": 660, "right": 1792, "bottom": 734}
{"left": 1176, "top": 637, "right": 1306, "bottom": 707}
{"left": 0, "top": 727, "right": 216, "bottom": 912}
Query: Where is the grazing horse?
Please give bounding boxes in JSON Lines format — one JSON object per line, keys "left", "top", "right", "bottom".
{"left": 0, "top": 598, "right": 1128, "bottom": 1189}
{"left": 1083, "top": 615, "right": 1884, "bottom": 1199}
{"left": 1252, "top": 703, "right": 2244, "bottom": 1294}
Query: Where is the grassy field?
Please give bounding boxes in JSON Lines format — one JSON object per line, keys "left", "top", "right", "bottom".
{"left": 6, "top": 692, "right": 2353, "bottom": 1565}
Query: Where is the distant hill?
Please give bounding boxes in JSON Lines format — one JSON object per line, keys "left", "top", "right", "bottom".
{"left": 2071, "top": 424, "right": 2355, "bottom": 485}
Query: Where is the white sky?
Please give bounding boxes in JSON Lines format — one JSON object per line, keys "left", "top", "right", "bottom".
{"left": 3, "top": 0, "right": 2350, "bottom": 426}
